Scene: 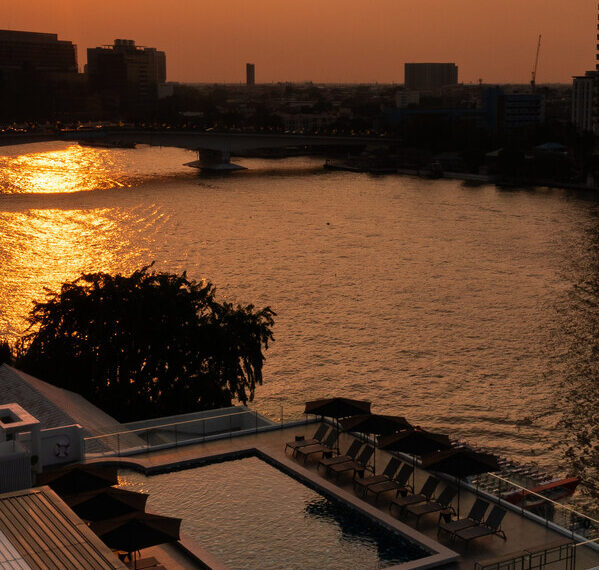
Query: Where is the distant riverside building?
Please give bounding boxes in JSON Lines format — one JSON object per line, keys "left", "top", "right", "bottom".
{"left": 86, "top": 39, "right": 166, "bottom": 116}
{"left": 395, "top": 90, "right": 420, "bottom": 108}
{"left": 246, "top": 63, "right": 255, "bottom": 85}
{"left": 569, "top": 3, "right": 599, "bottom": 134}
{"left": 0, "top": 29, "right": 83, "bottom": 121}
{"left": 572, "top": 72, "right": 598, "bottom": 133}
{"left": 276, "top": 112, "right": 334, "bottom": 132}
{"left": 404, "top": 63, "right": 458, "bottom": 91}
{"left": 483, "top": 87, "right": 544, "bottom": 133}
{"left": 0, "top": 29, "right": 77, "bottom": 72}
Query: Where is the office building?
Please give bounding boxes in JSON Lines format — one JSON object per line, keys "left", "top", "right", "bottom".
{"left": 87, "top": 39, "right": 166, "bottom": 114}
{"left": 572, "top": 72, "right": 598, "bottom": 133}
{"left": 483, "top": 87, "right": 544, "bottom": 133}
{"left": 0, "top": 29, "right": 77, "bottom": 72}
{"left": 395, "top": 90, "right": 420, "bottom": 108}
{"left": 0, "top": 29, "right": 81, "bottom": 120}
{"left": 404, "top": 63, "right": 458, "bottom": 91}
{"left": 246, "top": 63, "right": 255, "bottom": 85}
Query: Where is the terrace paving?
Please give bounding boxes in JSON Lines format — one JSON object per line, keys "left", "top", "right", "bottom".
{"left": 89, "top": 423, "right": 599, "bottom": 569}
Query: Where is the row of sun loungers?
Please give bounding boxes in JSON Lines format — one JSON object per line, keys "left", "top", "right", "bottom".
{"left": 285, "top": 424, "right": 508, "bottom": 547}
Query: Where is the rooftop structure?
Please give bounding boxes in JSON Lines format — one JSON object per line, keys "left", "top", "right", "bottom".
{"left": 0, "top": 365, "right": 121, "bottom": 437}
{"left": 0, "top": 486, "right": 125, "bottom": 569}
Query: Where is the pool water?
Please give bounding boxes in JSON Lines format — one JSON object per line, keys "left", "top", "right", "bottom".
{"left": 118, "top": 457, "right": 431, "bottom": 569}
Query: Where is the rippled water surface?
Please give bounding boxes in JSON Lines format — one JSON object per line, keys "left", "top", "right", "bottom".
{"left": 118, "top": 458, "right": 430, "bottom": 569}
{"left": 1, "top": 142, "right": 597, "bottom": 512}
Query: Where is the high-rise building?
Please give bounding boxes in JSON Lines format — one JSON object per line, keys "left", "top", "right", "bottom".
{"left": 246, "top": 63, "right": 255, "bottom": 86}
{"left": 86, "top": 39, "right": 166, "bottom": 114}
{"left": 0, "top": 29, "right": 81, "bottom": 120}
{"left": 0, "top": 29, "right": 77, "bottom": 72}
{"left": 597, "top": 2, "right": 599, "bottom": 73}
{"left": 572, "top": 72, "right": 598, "bottom": 133}
{"left": 404, "top": 63, "right": 458, "bottom": 91}
{"left": 570, "top": 3, "right": 599, "bottom": 133}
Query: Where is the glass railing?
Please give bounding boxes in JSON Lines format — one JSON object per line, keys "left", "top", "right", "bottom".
{"left": 83, "top": 405, "right": 314, "bottom": 458}
{"left": 82, "top": 408, "right": 599, "bottom": 549}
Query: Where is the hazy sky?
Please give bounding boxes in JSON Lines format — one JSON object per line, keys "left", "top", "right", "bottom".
{"left": 2, "top": 1, "right": 596, "bottom": 84}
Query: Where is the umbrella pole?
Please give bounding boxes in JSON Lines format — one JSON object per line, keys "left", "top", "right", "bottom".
{"left": 457, "top": 451, "right": 463, "bottom": 518}
{"left": 371, "top": 435, "right": 376, "bottom": 474}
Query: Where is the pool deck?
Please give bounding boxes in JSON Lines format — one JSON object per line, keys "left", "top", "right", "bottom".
{"left": 89, "top": 424, "right": 599, "bottom": 570}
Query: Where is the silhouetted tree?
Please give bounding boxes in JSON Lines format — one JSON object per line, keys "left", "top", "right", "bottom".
{"left": 0, "top": 340, "right": 12, "bottom": 365}
{"left": 17, "top": 266, "right": 275, "bottom": 421}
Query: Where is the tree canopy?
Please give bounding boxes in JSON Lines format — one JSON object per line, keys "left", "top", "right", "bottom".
{"left": 17, "top": 266, "right": 275, "bottom": 422}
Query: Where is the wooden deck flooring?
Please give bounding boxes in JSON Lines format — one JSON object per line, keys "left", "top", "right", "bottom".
{"left": 89, "top": 424, "right": 599, "bottom": 569}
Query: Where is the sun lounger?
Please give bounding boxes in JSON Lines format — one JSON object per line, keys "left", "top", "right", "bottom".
{"left": 364, "top": 463, "right": 415, "bottom": 503}
{"left": 406, "top": 486, "right": 457, "bottom": 526}
{"left": 389, "top": 476, "right": 439, "bottom": 517}
{"left": 354, "top": 458, "right": 401, "bottom": 496}
{"left": 451, "top": 505, "right": 507, "bottom": 544}
{"left": 437, "top": 498, "right": 489, "bottom": 538}
{"left": 326, "top": 445, "right": 375, "bottom": 480}
{"left": 318, "top": 439, "right": 362, "bottom": 472}
{"left": 294, "top": 430, "right": 337, "bottom": 463}
{"left": 285, "top": 424, "right": 329, "bottom": 454}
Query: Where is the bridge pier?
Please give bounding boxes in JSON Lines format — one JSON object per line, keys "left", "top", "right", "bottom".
{"left": 184, "top": 149, "right": 246, "bottom": 172}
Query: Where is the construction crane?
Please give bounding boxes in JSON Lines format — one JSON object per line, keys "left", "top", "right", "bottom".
{"left": 531, "top": 34, "right": 542, "bottom": 92}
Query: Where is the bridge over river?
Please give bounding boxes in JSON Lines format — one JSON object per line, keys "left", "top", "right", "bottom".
{"left": 0, "top": 130, "right": 400, "bottom": 170}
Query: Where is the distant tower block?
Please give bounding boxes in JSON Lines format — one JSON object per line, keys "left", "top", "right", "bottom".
{"left": 246, "top": 63, "right": 255, "bottom": 85}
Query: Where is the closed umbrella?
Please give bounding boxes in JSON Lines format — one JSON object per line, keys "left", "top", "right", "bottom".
{"left": 304, "top": 397, "right": 372, "bottom": 453}
{"left": 420, "top": 447, "right": 500, "bottom": 516}
{"left": 340, "top": 414, "right": 413, "bottom": 473}
{"left": 378, "top": 428, "right": 453, "bottom": 490}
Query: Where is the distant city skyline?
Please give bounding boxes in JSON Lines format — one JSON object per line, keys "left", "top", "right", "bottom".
{"left": 1, "top": 0, "right": 596, "bottom": 84}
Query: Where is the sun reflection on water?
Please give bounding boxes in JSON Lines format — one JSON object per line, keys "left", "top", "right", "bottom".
{"left": 0, "top": 144, "right": 129, "bottom": 194}
{"left": 0, "top": 208, "right": 147, "bottom": 339}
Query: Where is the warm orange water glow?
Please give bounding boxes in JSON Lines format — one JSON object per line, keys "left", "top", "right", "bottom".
{"left": 0, "top": 145, "right": 128, "bottom": 194}
{"left": 1, "top": 145, "right": 598, "bottom": 516}
{"left": 3, "top": 1, "right": 595, "bottom": 83}
{"left": 0, "top": 208, "right": 125, "bottom": 337}
{"left": 0, "top": 143, "right": 176, "bottom": 338}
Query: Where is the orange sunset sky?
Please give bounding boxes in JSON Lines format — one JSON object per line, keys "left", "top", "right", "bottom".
{"left": 2, "top": 0, "right": 596, "bottom": 84}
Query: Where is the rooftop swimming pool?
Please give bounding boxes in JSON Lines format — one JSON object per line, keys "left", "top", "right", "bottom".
{"left": 118, "top": 456, "right": 432, "bottom": 569}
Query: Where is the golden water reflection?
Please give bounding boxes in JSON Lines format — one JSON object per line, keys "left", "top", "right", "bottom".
{"left": 0, "top": 144, "right": 129, "bottom": 194}
{"left": 0, "top": 208, "right": 144, "bottom": 340}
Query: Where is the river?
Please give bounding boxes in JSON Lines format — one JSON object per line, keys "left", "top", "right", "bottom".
{"left": 0, "top": 142, "right": 597, "bottom": 513}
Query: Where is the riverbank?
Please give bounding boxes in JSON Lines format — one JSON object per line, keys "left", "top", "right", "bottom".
{"left": 325, "top": 160, "right": 598, "bottom": 192}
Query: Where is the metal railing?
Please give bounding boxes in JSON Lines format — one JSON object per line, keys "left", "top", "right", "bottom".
{"left": 474, "top": 540, "right": 576, "bottom": 570}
